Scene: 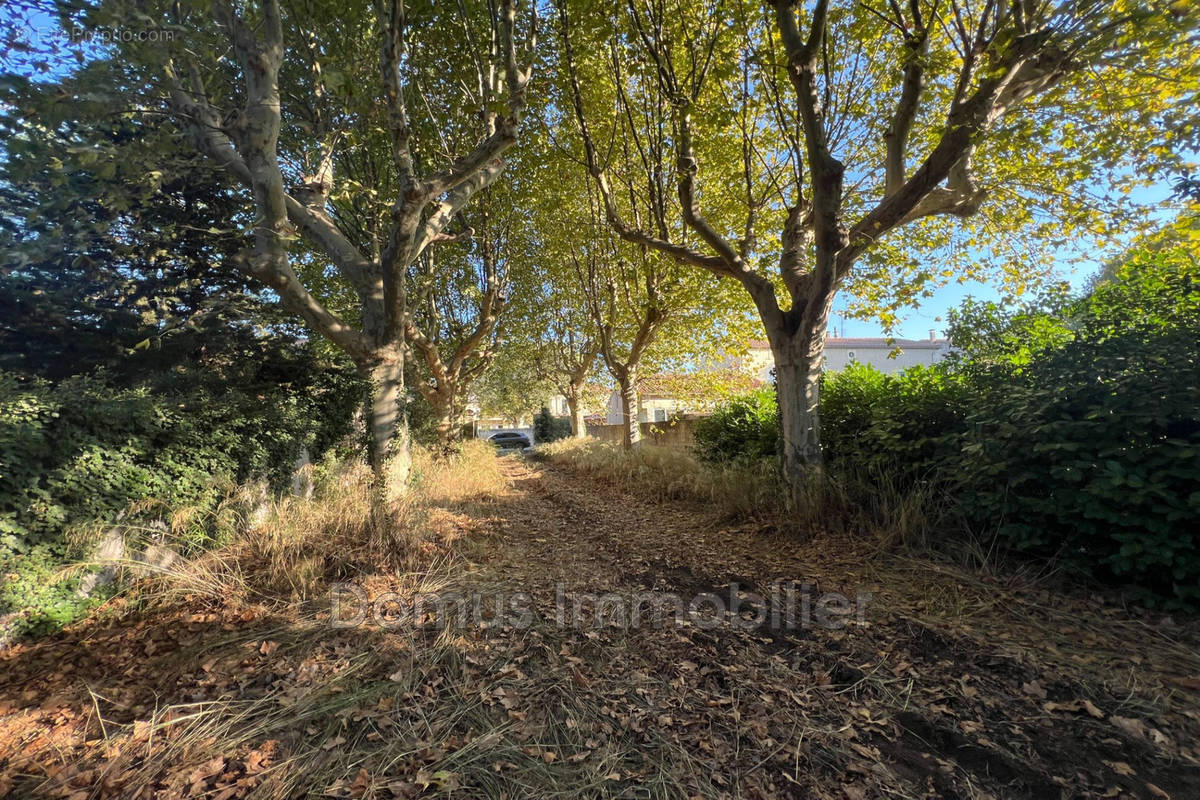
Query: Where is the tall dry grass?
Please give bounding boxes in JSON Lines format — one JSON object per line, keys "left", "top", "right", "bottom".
{"left": 538, "top": 438, "right": 947, "bottom": 546}
{"left": 75, "top": 440, "right": 509, "bottom": 610}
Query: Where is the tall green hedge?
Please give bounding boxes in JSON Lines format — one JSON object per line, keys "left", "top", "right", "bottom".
{"left": 0, "top": 346, "right": 362, "bottom": 635}
{"left": 948, "top": 247, "right": 1199, "bottom": 604}
{"left": 696, "top": 244, "right": 1200, "bottom": 606}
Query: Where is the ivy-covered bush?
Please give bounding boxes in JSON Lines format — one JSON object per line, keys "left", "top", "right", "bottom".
{"left": 0, "top": 344, "right": 362, "bottom": 636}
{"left": 693, "top": 387, "right": 779, "bottom": 463}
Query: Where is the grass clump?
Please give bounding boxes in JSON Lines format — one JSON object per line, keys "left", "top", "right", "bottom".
{"left": 62, "top": 440, "right": 511, "bottom": 620}
{"left": 538, "top": 437, "right": 946, "bottom": 547}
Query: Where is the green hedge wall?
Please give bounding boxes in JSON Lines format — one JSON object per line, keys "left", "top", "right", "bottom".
{"left": 696, "top": 245, "right": 1200, "bottom": 606}
{"left": 0, "top": 347, "right": 361, "bottom": 635}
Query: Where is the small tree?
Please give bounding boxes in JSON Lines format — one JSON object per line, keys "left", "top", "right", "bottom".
{"left": 533, "top": 406, "right": 572, "bottom": 443}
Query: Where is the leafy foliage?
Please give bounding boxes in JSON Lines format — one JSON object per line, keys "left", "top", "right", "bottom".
{"left": 0, "top": 37, "right": 370, "bottom": 636}
{"left": 949, "top": 245, "right": 1200, "bottom": 604}
{"left": 822, "top": 363, "right": 968, "bottom": 485}
{"left": 693, "top": 388, "right": 778, "bottom": 464}
{"left": 699, "top": 243, "right": 1200, "bottom": 605}
{"left": 0, "top": 334, "right": 362, "bottom": 636}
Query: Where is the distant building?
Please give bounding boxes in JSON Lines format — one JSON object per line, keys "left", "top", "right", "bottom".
{"left": 740, "top": 333, "right": 951, "bottom": 381}
{"left": 602, "top": 332, "right": 951, "bottom": 424}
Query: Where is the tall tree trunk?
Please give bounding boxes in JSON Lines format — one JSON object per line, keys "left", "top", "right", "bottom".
{"left": 365, "top": 346, "right": 410, "bottom": 506}
{"left": 427, "top": 389, "right": 458, "bottom": 456}
{"left": 617, "top": 372, "right": 641, "bottom": 450}
{"left": 766, "top": 295, "right": 833, "bottom": 485}
{"left": 435, "top": 410, "right": 456, "bottom": 454}
{"left": 772, "top": 345, "right": 824, "bottom": 483}
{"left": 566, "top": 392, "right": 587, "bottom": 439}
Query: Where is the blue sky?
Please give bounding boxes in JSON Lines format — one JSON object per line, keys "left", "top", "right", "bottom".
{"left": 832, "top": 180, "right": 1185, "bottom": 340}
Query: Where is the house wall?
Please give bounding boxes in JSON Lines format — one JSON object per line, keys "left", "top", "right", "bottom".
{"left": 743, "top": 338, "right": 949, "bottom": 380}
{"left": 822, "top": 343, "right": 948, "bottom": 373}
{"left": 603, "top": 393, "right": 689, "bottom": 425}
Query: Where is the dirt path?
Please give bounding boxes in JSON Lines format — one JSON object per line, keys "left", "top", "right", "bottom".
{"left": 2, "top": 454, "right": 1198, "bottom": 799}
{"left": 458, "top": 456, "right": 1200, "bottom": 799}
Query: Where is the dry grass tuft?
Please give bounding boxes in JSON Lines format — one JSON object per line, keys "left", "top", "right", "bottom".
{"left": 412, "top": 438, "right": 509, "bottom": 510}
{"left": 538, "top": 438, "right": 787, "bottom": 520}
{"left": 538, "top": 438, "right": 946, "bottom": 545}
{"left": 72, "top": 441, "right": 510, "bottom": 611}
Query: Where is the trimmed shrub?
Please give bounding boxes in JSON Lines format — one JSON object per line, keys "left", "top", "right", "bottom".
{"left": 533, "top": 406, "right": 572, "bottom": 444}
{"left": 821, "top": 363, "right": 966, "bottom": 484}
{"left": 693, "top": 387, "right": 778, "bottom": 463}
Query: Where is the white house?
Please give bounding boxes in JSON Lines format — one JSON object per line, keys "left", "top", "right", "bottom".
{"left": 741, "top": 332, "right": 951, "bottom": 382}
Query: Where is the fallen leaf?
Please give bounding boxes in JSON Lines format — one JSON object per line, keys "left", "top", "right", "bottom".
{"left": 349, "top": 767, "right": 370, "bottom": 798}
{"left": 843, "top": 784, "right": 869, "bottom": 800}
{"left": 1111, "top": 716, "right": 1147, "bottom": 740}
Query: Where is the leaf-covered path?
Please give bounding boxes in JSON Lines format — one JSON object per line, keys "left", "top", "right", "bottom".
{"left": 2, "top": 454, "right": 1199, "bottom": 799}
{"left": 467, "top": 457, "right": 1200, "bottom": 799}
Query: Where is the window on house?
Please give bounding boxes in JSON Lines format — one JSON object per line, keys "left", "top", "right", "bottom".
{"left": 654, "top": 409, "right": 667, "bottom": 422}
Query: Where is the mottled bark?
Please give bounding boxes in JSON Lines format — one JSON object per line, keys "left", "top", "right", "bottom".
{"left": 766, "top": 296, "right": 832, "bottom": 480}
{"left": 435, "top": 409, "right": 457, "bottom": 454}
{"left": 616, "top": 371, "right": 641, "bottom": 450}
{"left": 566, "top": 388, "right": 587, "bottom": 438}
{"left": 365, "top": 348, "right": 411, "bottom": 504}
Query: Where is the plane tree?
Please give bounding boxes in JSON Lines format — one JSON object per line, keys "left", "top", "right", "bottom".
{"left": 69, "top": 0, "right": 538, "bottom": 500}
{"left": 501, "top": 157, "right": 605, "bottom": 438}
{"left": 559, "top": 0, "right": 1198, "bottom": 486}
{"left": 405, "top": 192, "right": 510, "bottom": 452}
{"left": 572, "top": 195, "right": 753, "bottom": 448}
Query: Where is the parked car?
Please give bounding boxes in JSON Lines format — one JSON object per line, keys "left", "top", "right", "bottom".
{"left": 487, "top": 431, "right": 531, "bottom": 450}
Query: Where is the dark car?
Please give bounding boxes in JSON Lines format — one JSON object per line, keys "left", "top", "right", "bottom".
{"left": 487, "top": 431, "right": 531, "bottom": 450}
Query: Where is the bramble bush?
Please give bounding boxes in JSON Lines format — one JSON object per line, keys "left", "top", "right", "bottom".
{"left": 695, "top": 244, "right": 1200, "bottom": 606}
